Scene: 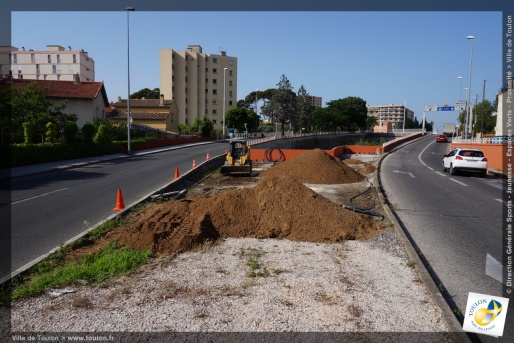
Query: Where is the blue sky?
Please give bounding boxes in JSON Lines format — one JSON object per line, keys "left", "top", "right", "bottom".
{"left": 10, "top": 10, "right": 503, "bottom": 133}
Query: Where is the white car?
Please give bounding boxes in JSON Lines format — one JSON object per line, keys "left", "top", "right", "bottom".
{"left": 442, "top": 148, "right": 488, "bottom": 177}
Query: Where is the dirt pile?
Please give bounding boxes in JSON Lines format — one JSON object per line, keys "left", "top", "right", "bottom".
{"left": 103, "top": 174, "right": 382, "bottom": 256}
{"left": 259, "top": 148, "right": 365, "bottom": 184}
{"left": 73, "top": 149, "right": 382, "bottom": 258}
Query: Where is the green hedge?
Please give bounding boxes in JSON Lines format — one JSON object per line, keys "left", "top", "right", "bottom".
{"left": 6, "top": 142, "right": 126, "bottom": 168}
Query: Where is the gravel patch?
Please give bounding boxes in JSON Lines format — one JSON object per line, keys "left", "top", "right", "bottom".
{"left": 7, "top": 229, "right": 452, "bottom": 339}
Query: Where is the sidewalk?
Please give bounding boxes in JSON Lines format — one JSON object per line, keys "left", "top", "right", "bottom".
{"left": 5, "top": 141, "right": 217, "bottom": 180}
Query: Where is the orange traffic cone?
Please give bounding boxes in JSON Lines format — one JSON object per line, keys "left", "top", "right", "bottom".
{"left": 174, "top": 167, "right": 180, "bottom": 179}
{"left": 192, "top": 158, "right": 197, "bottom": 168}
{"left": 206, "top": 152, "right": 210, "bottom": 161}
{"left": 225, "top": 148, "right": 228, "bottom": 154}
{"left": 113, "top": 189, "right": 125, "bottom": 211}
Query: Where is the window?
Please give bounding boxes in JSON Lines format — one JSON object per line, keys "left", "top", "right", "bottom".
{"left": 212, "top": 99, "right": 217, "bottom": 105}
{"left": 205, "top": 68, "right": 208, "bottom": 72}
{"left": 57, "top": 54, "right": 61, "bottom": 63}
{"left": 213, "top": 110, "right": 217, "bottom": 114}
{"left": 68, "top": 64, "right": 73, "bottom": 73}
{"left": 205, "top": 89, "right": 208, "bottom": 93}
{"left": 73, "top": 54, "right": 76, "bottom": 63}
{"left": 48, "top": 55, "right": 51, "bottom": 63}
{"left": 212, "top": 57, "right": 217, "bottom": 63}
{"left": 229, "top": 101, "right": 233, "bottom": 106}
{"left": 13, "top": 54, "right": 17, "bottom": 63}
{"left": 185, "top": 66, "right": 188, "bottom": 72}
{"left": 205, "top": 109, "right": 209, "bottom": 114}
{"left": 213, "top": 68, "right": 217, "bottom": 74}
{"left": 213, "top": 89, "right": 217, "bottom": 95}
{"left": 57, "top": 75, "right": 61, "bottom": 80}
{"left": 213, "top": 119, "right": 217, "bottom": 124}
{"left": 229, "top": 81, "right": 233, "bottom": 86}
{"left": 44, "top": 74, "right": 47, "bottom": 80}
{"left": 36, "top": 64, "right": 40, "bottom": 74}
{"left": 229, "top": 59, "right": 233, "bottom": 65}
{"left": 185, "top": 77, "right": 188, "bottom": 82}
{"left": 52, "top": 65, "right": 57, "bottom": 74}
{"left": 213, "top": 79, "right": 217, "bottom": 84}
{"left": 229, "top": 70, "right": 233, "bottom": 76}
{"left": 31, "top": 54, "right": 35, "bottom": 63}
{"left": 205, "top": 99, "right": 208, "bottom": 104}
{"left": 17, "top": 69, "right": 21, "bottom": 75}
{"left": 229, "top": 91, "right": 233, "bottom": 97}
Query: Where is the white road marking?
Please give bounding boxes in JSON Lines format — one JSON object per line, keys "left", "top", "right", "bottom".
{"left": 393, "top": 170, "right": 415, "bottom": 178}
{"left": 495, "top": 199, "right": 504, "bottom": 203}
{"left": 11, "top": 187, "right": 69, "bottom": 205}
{"left": 435, "top": 172, "right": 446, "bottom": 177}
{"left": 485, "top": 253, "right": 508, "bottom": 285}
{"left": 449, "top": 179, "right": 468, "bottom": 186}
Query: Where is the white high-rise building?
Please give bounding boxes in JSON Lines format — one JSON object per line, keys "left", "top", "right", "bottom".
{"left": 160, "top": 45, "right": 237, "bottom": 129}
{"left": 0, "top": 45, "right": 95, "bottom": 82}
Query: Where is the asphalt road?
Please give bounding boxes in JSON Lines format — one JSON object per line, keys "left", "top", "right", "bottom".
{"left": 380, "top": 135, "right": 512, "bottom": 342}
{"left": 6, "top": 141, "right": 228, "bottom": 280}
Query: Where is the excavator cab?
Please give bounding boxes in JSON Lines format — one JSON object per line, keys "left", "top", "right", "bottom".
{"left": 220, "top": 139, "right": 252, "bottom": 175}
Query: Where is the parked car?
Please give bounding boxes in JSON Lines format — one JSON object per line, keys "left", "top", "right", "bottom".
{"left": 436, "top": 134, "right": 448, "bottom": 142}
{"left": 442, "top": 148, "right": 488, "bottom": 177}
{"left": 491, "top": 135, "right": 509, "bottom": 144}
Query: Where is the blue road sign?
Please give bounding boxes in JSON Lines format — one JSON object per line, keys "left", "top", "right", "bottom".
{"left": 437, "top": 106, "right": 455, "bottom": 111}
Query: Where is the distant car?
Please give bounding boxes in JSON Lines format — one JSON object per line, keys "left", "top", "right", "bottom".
{"left": 436, "top": 134, "right": 448, "bottom": 142}
{"left": 442, "top": 148, "right": 488, "bottom": 177}
{"left": 491, "top": 135, "right": 509, "bottom": 144}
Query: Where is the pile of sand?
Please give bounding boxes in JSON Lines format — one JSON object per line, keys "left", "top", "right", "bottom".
{"left": 72, "top": 149, "right": 382, "bottom": 258}
{"left": 259, "top": 149, "right": 365, "bottom": 184}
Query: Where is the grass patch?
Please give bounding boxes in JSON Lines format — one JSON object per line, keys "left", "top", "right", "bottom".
{"left": 237, "top": 247, "right": 269, "bottom": 278}
{"left": 406, "top": 260, "right": 416, "bottom": 268}
{"left": 10, "top": 242, "right": 151, "bottom": 299}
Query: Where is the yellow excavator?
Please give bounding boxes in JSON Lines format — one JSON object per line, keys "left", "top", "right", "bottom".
{"left": 220, "top": 139, "right": 252, "bottom": 175}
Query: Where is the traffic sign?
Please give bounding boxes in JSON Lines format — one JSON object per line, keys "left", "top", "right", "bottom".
{"left": 437, "top": 106, "right": 455, "bottom": 111}
{"left": 424, "top": 104, "right": 438, "bottom": 112}
{"left": 455, "top": 100, "right": 466, "bottom": 111}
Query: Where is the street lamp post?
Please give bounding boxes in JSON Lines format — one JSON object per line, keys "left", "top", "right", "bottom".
{"left": 126, "top": 6, "right": 135, "bottom": 154}
{"left": 465, "top": 35, "right": 474, "bottom": 139}
{"left": 223, "top": 67, "right": 228, "bottom": 138}
{"left": 402, "top": 100, "right": 406, "bottom": 133}
{"left": 457, "top": 76, "right": 463, "bottom": 100}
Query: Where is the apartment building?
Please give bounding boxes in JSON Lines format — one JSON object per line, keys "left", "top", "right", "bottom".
{"left": 0, "top": 45, "right": 94, "bottom": 82}
{"left": 160, "top": 45, "right": 237, "bottom": 130}
{"left": 367, "top": 104, "right": 414, "bottom": 127}
{"left": 308, "top": 95, "right": 322, "bottom": 108}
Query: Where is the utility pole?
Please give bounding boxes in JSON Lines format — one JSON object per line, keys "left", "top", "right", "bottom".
{"left": 481, "top": 79, "right": 486, "bottom": 138}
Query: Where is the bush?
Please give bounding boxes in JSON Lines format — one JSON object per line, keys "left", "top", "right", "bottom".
{"left": 93, "top": 124, "right": 112, "bottom": 145}
{"left": 22, "top": 122, "right": 34, "bottom": 144}
{"left": 81, "top": 123, "right": 96, "bottom": 143}
{"left": 63, "top": 121, "right": 79, "bottom": 144}
{"left": 45, "top": 122, "right": 59, "bottom": 143}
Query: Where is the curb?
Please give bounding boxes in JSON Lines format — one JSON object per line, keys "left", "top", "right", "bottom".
{"left": 374, "top": 149, "right": 471, "bottom": 342}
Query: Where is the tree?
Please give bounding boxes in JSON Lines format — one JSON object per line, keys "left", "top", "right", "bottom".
{"left": 225, "top": 107, "right": 260, "bottom": 132}
{"left": 191, "top": 117, "right": 214, "bottom": 137}
{"left": 366, "top": 116, "right": 377, "bottom": 132}
{"left": 312, "top": 96, "right": 368, "bottom": 131}
{"left": 261, "top": 75, "right": 296, "bottom": 136}
{"left": 458, "top": 99, "right": 496, "bottom": 136}
{"left": 296, "top": 85, "right": 315, "bottom": 132}
{"left": 0, "top": 82, "right": 77, "bottom": 144}
{"left": 130, "top": 87, "right": 160, "bottom": 99}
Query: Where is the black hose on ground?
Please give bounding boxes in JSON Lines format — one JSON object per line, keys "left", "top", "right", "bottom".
{"left": 265, "top": 148, "right": 285, "bottom": 163}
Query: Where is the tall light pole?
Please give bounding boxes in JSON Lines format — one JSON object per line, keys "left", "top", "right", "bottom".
{"left": 126, "top": 6, "right": 135, "bottom": 154}
{"left": 223, "top": 67, "right": 228, "bottom": 138}
{"left": 465, "top": 35, "right": 474, "bottom": 139}
{"left": 402, "top": 100, "right": 406, "bottom": 133}
{"left": 457, "top": 76, "right": 463, "bottom": 100}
